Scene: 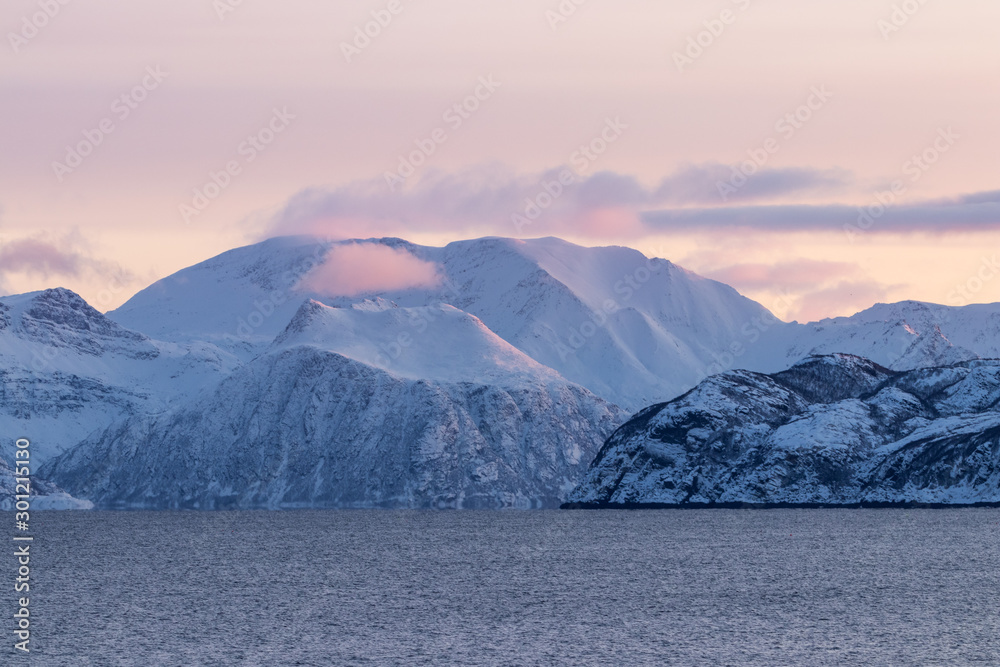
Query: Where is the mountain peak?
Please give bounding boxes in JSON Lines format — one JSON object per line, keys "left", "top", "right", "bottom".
{"left": 275, "top": 299, "right": 328, "bottom": 341}
{"left": 1, "top": 288, "right": 157, "bottom": 359}
{"left": 773, "top": 353, "right": 894, "bottom": 403}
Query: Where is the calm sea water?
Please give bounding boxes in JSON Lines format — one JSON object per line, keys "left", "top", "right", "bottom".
{"left": 7, "top": 509, "right": 1000, "bottom": 666}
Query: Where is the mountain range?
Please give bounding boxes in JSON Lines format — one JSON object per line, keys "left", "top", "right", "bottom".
{"left": 567, "top": 354, "right": 1000, "bottom": 507}
{"left": 2, "top": 235, "right": 999, "bottom": 508}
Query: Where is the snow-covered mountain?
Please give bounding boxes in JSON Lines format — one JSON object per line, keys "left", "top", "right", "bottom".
{"left": 41, "top": 300, "right": 626, "bottom": 508}
{"left": 0, "top": 288, "right": 239, "bottom": 462}
{"left": 273, "top": 299, "right": 569, "bottom": 386}
{"left": 109, "top": 236, "right": 1000, "bottom": 411}
{"left": 109, "top": 236, "right": 778, "bottom": 410}
{"left": 8, "top": 236, "right": 1000, "bottom": 509}
{"left": 566, "top": 354, "right": 1000, "bottom": 506}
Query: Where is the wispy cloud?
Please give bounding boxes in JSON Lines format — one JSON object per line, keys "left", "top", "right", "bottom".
{"left": 265, "top": 163, "right": 1000, "bottom": 240}
{"left": 948, "top": 190, "right": 1000, "bottom": 206}
{"left": 263, "top": 164, "right": 852, "bottom": 240}
{"left": 0, "top": 237, "right": 90, "bottom": 276}
{"left": 0, "top": 232, "right": 141, "bottom": 300}
{"left": 642, "top": 198, "right": 1000, "bottom": 233}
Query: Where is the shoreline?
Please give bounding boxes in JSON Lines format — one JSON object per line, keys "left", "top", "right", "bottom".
{"left": 561, "top": 500, "right": 1000, "bottom": 510}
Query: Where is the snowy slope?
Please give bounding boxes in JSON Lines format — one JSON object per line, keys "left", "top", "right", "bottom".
{"left": 108, "top": 236, "right": 332, "bottom": 356}
{"left": 567, "top": 354, "right": 1000, "bottom": 506}
{"left": 274, "top": 299, "right": 569, "bottom": 386}
{"left": 42, "top": 300, "right": 627, "bottom": 509}
{"left": 409, "top": 237, "right": 776, "bottom": 411}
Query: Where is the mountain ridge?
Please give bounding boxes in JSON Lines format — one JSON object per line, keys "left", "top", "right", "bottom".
{"left": 567, "top": 353, "right": 1000, "bottom": 507}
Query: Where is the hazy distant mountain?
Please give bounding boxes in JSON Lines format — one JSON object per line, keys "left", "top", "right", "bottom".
{"left": 567, "top": 354, "right": 1000, "bottom": 506}
{"left": 742, "top": 300, "right": 984, "bottom": 374}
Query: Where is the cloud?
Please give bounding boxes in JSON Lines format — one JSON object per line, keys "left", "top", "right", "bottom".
{"left": 298, "top": 242, "right": 442, "bottom": 297}
{"left": 0, "top": 237, "right": 88, "bottom": 276}
{"left": 263, "top": 163, "right": 851, "bottom": 241}
{"left": 642, "top": 197, "right": 1000, "bottom": 233}
{"left": 0, "top": 232, "right": 141, "bottom": 301}
{"left": 950, "top": 189, "right": 1000, "bottom": 205}
{"left": 269, "top": 165, "right": 1000, "bottom": 240}
{"left": 651, "top": 165, "right": 851, "bottom": 205}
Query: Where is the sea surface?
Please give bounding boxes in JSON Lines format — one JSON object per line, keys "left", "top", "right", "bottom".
{"left": 8, "top": 509, "right": 1000, "bottom": 666}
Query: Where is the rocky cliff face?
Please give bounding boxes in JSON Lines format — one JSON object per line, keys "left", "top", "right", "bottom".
{"left": 567, "top": 354, "right": 1000, "bottom": 506}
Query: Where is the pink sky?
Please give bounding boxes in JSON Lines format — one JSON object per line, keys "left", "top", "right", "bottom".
{"left": 1, "top": 0, "right": 998, "bottom": 321}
